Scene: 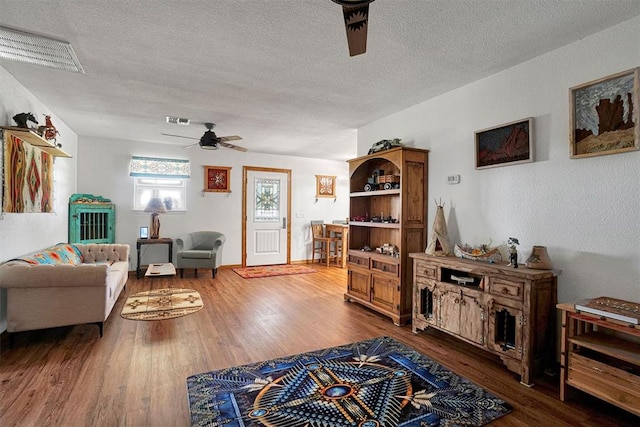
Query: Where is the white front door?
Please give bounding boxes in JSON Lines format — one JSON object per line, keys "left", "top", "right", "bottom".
{"left": 244, "top": 168, "right": 290, "bottom": 266}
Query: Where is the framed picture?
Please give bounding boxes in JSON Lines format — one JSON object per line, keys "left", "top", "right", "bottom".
{"left": 139, "top": 226, "right": 149, "bottom": 239}
{"left": 204, "top": 166, "right": 231, "bottom": 192}
{"left": 475, "top": 118, "right": 534, "bottom": 169}
{"left": 315, "top": 175, "right": 336, "bottom": 198}
{"left": 570, "top": 67, "right": 639, "bottom": 159}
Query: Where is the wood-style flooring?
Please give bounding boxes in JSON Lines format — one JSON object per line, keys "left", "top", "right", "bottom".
{"left": 1, "top": 266, "right": 638, "bottom": 426}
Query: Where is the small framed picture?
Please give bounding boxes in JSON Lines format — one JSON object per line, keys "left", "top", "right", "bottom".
{"left": 475, "top": 118, "right": 534, "bottom": 169}
{"left": 569, "top": 67, "right": 639, "bottom": 159}
{"left": 315, "top": 175, "right": 336, "bottom": 198}
{"left": 204, "top": 166, "right": 231, "bottom": 192}
{"left": 139, "top": 226, "right": 149, "bottom": 239}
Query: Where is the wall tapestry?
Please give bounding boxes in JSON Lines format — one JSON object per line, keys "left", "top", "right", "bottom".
{"left": 3, "top": 133, "right": 53, "bottom": 213}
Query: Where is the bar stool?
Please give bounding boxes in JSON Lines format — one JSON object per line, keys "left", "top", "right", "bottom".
{"left": 311, "top": 220, "right": 337, "bottom": 267}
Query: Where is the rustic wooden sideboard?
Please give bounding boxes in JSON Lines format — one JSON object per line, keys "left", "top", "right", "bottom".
{"left": 410, "top": 253, "right": 557, "bottom": 385}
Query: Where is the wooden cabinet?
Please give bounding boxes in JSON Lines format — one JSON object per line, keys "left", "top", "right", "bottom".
{"left": 345, "top": 147, "right": 429, "bottom": 326}
{"left": 558, "top": 302, "right": 640, "bottom": 416}
{"left": 69, "top": 194, "right": 116, "bottom": 244}
{"left": 410, "top": 254, "right": 557, "bottom": 385}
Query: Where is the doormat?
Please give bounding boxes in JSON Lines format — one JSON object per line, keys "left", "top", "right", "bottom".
{"left": 186, "top": 336, "right": 512, "bottom": 426}
{"left": 232, "top": 264, "right": 317, "bottom": 279}
{"left": 120, "top": 288, "right": 203, "bottom": 320}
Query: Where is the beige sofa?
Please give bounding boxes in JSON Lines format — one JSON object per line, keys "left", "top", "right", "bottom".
{"left": 0, "top": 243, "right": 130, "bottom": 337}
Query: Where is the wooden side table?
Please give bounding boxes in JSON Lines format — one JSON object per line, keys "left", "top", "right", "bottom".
{"left": 136, "top": 238, "right": 173, "bottom": 279}
{"left": 557, "top": 301, "right": 640, "bottom": 416}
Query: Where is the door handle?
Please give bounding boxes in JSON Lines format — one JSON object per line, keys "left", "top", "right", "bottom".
{"left": 282, "top": 217, "right": 287, "bottom": 229}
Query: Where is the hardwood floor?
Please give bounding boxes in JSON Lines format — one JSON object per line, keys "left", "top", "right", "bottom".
{"left": 1, "top": 266, "right": 638, "bottom": 426}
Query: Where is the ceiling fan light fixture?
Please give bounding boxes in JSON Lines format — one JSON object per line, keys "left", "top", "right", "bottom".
{"left": 0, "top": 26, "right": 84, "bottom": 73}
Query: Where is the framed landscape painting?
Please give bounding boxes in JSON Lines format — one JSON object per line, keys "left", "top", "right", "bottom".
{"left": 570, "top": 67, "right": 639, "bottom": 159}
{"left": 475, "top": 118, "right": 533, "bottom": 169}
{"left": 204, "top": 166, "right": 231, "bottom": 192}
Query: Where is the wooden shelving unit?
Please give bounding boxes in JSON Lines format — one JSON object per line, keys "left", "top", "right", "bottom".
{"left": 558, "top": 302, "right": 640, "bottom": 416}
{"left": 1, "top": 126, "right": 72, "bottom": 158}
{"left": 345, "top": 147, "right": 429, "bottom": 326}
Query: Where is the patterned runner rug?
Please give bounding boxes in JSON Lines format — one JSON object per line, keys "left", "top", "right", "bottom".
{"left": 187, "top": 336, "right": 512, "bottom": 426}
{"left": 121, "top": 288, "right": 203, "bottom": 320}
{"left": 233, "top": 264, "right": 317, "bottom": 279}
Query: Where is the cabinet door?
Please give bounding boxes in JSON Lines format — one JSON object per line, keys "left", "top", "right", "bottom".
{"left": 371, "top": 274, "right": 398, "bottom": 312}
{"left": 438, "top": 289, "right": 461, "bottom": 335}
{"left": 347, "top": 268, "right": 370, "bottom": 300}
{"left": 487, "top": 302, "right": 523, "bottom": 360}
{"left": 459, "top": 292, "right": 485, "bottom": 345}
{"left": 414, "top": 278, "right": 438, "bottom": 327}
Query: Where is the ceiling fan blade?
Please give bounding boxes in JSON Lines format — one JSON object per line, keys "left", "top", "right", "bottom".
{"left": 341, "top": 3, "right": 371, "bottom": 56}
{"left": 161, "top": 133, "right": 198, "bottom": 140}
{"left": 218, "top": 141, "right": 248, "bottom": 152}
{"left": 219, "top": 135, "right": 242, "bottom": 142}
{"left": 183, "top": 142, "right": 200, "bottom": 149}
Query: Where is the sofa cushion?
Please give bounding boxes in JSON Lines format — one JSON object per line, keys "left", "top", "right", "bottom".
{"left": 11, "top": 243, "right": 83, "bottom": 266}
{"left": 180, "top": 250, "right": 213, "bottom": 259}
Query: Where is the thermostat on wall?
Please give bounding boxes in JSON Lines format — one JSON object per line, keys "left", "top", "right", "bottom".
{"left": 447, "top": 175, "right": 461, "bottom": 185}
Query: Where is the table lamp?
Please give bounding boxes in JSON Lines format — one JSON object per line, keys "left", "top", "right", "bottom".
{"left": 144, "top": 197, "right": 167, "bottom": 239}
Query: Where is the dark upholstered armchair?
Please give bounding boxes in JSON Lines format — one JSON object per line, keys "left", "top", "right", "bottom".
{"left": 175, "top": 231, "right": 225, "bottom": 278}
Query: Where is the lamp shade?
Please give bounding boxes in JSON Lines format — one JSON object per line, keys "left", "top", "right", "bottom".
{"left": 144, "top": 197, "right": 167, "bottom": 214}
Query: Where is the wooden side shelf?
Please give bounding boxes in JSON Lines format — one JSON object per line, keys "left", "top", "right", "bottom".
{"left": 1, "top": 126, "right": 72, "bottom": 158}
{"left": 558, "top": 302, "right": 640, "bottom": 417}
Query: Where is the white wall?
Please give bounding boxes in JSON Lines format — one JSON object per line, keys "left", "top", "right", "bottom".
{"left": 76, "top": 137, "right": 349, "bottom": 268}
{"left": 359, "top": 16, "right": 640, "bottom": 304}
{"left": 0, "top": 66, "right": 78, "bottom": 331}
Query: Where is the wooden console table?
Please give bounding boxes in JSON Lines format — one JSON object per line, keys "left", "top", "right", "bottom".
{"left": 136, "top": 238, "right": 173, "bottom": 279}
{"left": 558, "top": 301, "right": 640, "bottom": 416}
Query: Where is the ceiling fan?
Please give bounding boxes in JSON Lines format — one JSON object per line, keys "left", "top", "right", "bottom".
{"left": 331, "top": 0, "right": 375, "bottom": 56}
{"left": 162, "top": 122, "right": 247, "bottom": 151}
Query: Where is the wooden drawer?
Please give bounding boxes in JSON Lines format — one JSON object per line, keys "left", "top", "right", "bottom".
{"left": 489, "top": 277, "right": 524, "bottom": 301}
{"left": 568, "top": 352, "right": 640, "bottom": 416}
{"left": 414, "top": 261, "right": 437, "bottom": 279}
{"left": 372, "top": 258, "right": 399, "bottom": 276}
{"left": 348, "top": 253, "right": 369, "bottom": 268}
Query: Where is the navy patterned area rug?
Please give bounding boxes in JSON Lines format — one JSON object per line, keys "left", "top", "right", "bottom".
{"left": 186, "top": 336, "right": 512, "bottom": 426}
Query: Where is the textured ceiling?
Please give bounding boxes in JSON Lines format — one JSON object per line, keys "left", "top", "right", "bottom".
{"left": 1, "top": 1, "right": 639, "bottom": 161}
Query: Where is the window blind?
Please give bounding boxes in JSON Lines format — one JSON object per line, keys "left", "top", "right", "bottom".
{"left": 129, "top": 156, "right": 190, "bottom": 178}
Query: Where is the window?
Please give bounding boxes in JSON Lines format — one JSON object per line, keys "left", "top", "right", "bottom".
{"left": 133, "top": 177, "right": 187, "bottom": 211}
{"left": 129, "top": 156, "right": 190, "bottom": 211}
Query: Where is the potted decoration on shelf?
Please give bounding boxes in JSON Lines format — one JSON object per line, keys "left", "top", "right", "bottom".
{"left": 507, "top": 237, "right": 519, "bottom": 268}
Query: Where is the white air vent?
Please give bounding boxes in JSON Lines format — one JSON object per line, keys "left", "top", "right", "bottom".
{"left": 166, "top": 116, "right": 190, "bottom": 125}
{"left": 0, "top": 26, "right": 84, "bottom": 74}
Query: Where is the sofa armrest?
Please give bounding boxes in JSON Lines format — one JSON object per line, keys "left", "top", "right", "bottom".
{"left": 0, "top": 263, "right": 111, "bottom": 289}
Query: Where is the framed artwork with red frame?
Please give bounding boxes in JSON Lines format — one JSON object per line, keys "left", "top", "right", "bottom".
{"left": 204, "top": 166, "right": 231, "bottom": 192}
